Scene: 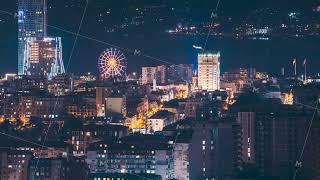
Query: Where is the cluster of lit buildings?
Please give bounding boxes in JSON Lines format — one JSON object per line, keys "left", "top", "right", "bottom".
{"left": 2, "top": 0, "right": 320, "bottom": 180}
{"left": 141, "top": 52, "right": 221, "bottom": 93}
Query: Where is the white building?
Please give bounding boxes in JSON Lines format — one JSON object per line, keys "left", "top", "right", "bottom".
{"left": 147, "top": 110, "right": 175, "bottom": 133}
{"left": 198, "top": 52, "right": 221, "bottom": 91}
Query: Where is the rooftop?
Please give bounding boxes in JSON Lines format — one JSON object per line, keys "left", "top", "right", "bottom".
{"left": 149, "top": 110, "right": 175, "bottom": 119}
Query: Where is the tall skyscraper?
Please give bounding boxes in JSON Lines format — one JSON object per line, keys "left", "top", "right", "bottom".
{"left": 197, "top": 52, "right": 221, "bottom": 91}
{"left": 18, "top": 0, "right": 47, "bottom": 75}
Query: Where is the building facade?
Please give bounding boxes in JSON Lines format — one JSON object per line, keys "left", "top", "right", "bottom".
{"left": 28, "top": 156, "right": 88, "bottom": 180}
{"left": 105, "top": 96, "right": 127, "bottom": 116}
{"left": 67, "top": 97, "right": 97, "bottom": 118}
{"left": 147, "top": 110, "right": 175, "bottom": 133}
{"left": 198, "top": 52, "right": 221, "bottom": 91}
{"left": 173, "top": 143, "right": 190, "bottom": 180}
{"left": 237, "top": 112, "right": 256, "bottom": 164}
{"left": 189, "top": 121, "right": 242, "bottom": 179}
{"left": 86, "top": 135, "right": 174, "bottom": 179}
{"left": 18, "top": 95, "right": 64, "bottom": 119}
{"left": 96, "top": 87, "right": 108, "bottom": 117}
{"left": 24, "top": 37, "right": 65, "bottom": 79}
{"left": 142, "top": 65, "right": 166, "bottom": 85}
{"left": 167, "top": 64, "right": 193, "bottom": 83}
{"left": 255, "top": 111, "right": 320, "bottom": 179}
{"left": 0, "top": 150, "right": 33, "bottom": 180}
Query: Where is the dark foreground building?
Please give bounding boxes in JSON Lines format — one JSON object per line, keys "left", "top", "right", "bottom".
{"left": 233, "top": 92, "right": 320, "bottom": 179}
{"left": 88, "top": 172, "right": 161, "bottom": 180}
{"left": 28, "top": 156, "right": 88, "bottom": 180}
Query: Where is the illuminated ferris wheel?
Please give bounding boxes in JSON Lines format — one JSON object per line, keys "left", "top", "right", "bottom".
{"left": 98, "top": 48, "right": 127, "bottom": 79}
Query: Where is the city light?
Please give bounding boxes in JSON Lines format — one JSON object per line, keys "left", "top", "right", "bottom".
{"left": 0, "top": 0, "right": 319, "bottom": 180}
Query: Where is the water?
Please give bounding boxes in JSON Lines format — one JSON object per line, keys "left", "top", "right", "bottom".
{"left": 1, "top": 25, "right": 319, "bottom": 76}
{"left": 74, "top": 33, "right": 320, "bottom": 76}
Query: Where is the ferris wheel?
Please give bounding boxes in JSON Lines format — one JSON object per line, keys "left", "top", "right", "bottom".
{"left": 98, "top": 48, "right": 127, "bottom": 79}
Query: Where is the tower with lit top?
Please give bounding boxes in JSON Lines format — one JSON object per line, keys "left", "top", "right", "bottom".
{"left": 197, "top": 52, "right": 221, "bottom": 91}
{"left": 18, "top": 0, "right": 47, "bottom": 75}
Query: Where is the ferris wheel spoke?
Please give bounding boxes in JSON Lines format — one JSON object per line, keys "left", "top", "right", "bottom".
{"left": 114, "top": 68, "right": 120, "bottom": 74}
{"left": 113, "top": 49, "right": 118, "bottom": 58}
{"left": 119, "top": 53, "right": 125, "bottom": 58}
{"left": 116, "top": 51, "right": 122, "bottom": 59}
{"left": 106, "top": 51, "right": 112, "bottom": 58}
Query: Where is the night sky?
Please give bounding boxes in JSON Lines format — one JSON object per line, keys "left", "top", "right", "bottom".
{"left": 0, "top": 0, "right": 319, "bottom": 75}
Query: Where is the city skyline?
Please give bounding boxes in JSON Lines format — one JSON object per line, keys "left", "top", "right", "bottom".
{"left": 0, "top": 0, "right": 319, "bottom": 75}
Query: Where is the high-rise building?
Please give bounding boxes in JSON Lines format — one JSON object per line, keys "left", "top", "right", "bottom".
{"left": 237, "top": 112, "right": 256, "bottom": 164}
{"left": 142, "top": 65, "right": 166, "bottom": 85}
{"left": 0, "top": 149, "right": 33, "bottom": 180}
{"left": 142, "top": 67, "right": 156, "bottom": 84}
{"left": 233, "top": 95, "right": 320, "bottom": 179}
{"left": 198, "top": 52, "right": 221, "bottom": 91}
{"left": 24, "top": 37, "right": 65, "bottom": 79}
{"left": 167, "top": 64, "right": 193, "bottom": 83}
{"left": 18, "top": 0, "right": 47, "bottom": 75}
{"left": 156, "top": 65, "right": 166, "bottom": 84}
{"left": 254, "top": 110, "right": 320, "bottom": 178}
{"left": 189, "top": 120, "right": 242, "bottom": 179}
